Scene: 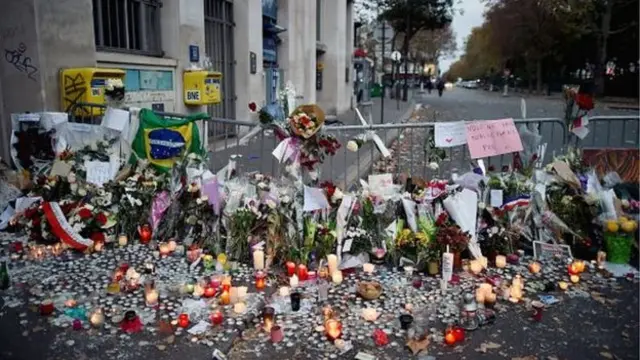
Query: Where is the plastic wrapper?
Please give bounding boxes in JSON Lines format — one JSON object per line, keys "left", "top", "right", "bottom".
{"left": 518, "top": 124, "right": 543, "bottom": 166}
{"left": 224, "top": 178, "right": 252, "bottom": 215}
{"left": 149, "top": 191, "right": 171, "bottom": 232}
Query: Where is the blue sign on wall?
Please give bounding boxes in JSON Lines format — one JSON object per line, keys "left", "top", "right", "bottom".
{"left": 189, "top": 45, "right": 200, "bottom": 63}
{"left": 123, "top": 69, "right": 174, "bottom": 92}
{"left": 262, "top": 0, "right": 278, "bottom": 20}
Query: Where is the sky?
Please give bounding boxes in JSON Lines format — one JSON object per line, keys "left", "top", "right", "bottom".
{"left": 439, "top": 0, "right": 486, "bottom": 73}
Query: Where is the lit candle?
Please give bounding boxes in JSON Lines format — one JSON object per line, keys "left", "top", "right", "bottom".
{"left": 485, "top": 292, "right": 497, "bottom": 308}
{"left": 509, "top": 275, "right": 523, "bottom": 303}
{"left": 233, "top": 302, "right": 247, "bottom": 314}
{"left": 297, "top": 264, "right": 308, "bottom": 281}
{"left": 327, "top": 255, "right": 338, "bottom": 276}
{"left": 167, "top": 240, "right": 177, "bottom": 252}
{"left": 362, "top": 263, "right": 375, "bottom": 274}
{"left": 286, "top": 261, "right": 296, "bottom": 277}
{"left": 263, "top": 306, "right": 275, "bottom": 332}
{"left": 138, "top": 224, "right": 152, "bottom": 244}
{"left": 568, "top": 262, "right": 580, "bottom": 275}
{"left": 210, "top": 310, "right": 224, "bottom": 325}
{"left": 253, "top": 249, "right": 265, "bottom": 270}
{"left": 65, "top": 299, "right": 77, "bottom": 308}
{"left": 475, "top": 288, "right": 486, "bottom": 304}
{"left": 177, "top": 313, "right": 190, "bottom": 328}
{"left": 322, "top": 305, "right": 334, "bottom": 320}
{"left": 204, "top": 286, "right": 216, "bottom": 298}
{"left": 230, "top": 287, "right": 239, "bottom": 304}
{"left": 318, "top": 267, "right": 329, "bottom": 279}
{"left": 479, "top": 283, "right": 493, "bottom": 296}
{"left": 193, "top": 283, "right": 204, "bottom": 297}
{"left": 255, "top": 271, "right": 266, "bottom": 290}
{"left": 89, "top": 308, "right": 105, "bottom": 328}
{"left": 529, "top": 262, "right": 541, "bottom": 274}
{"left": 145, "top": 288, "right": 159, "bottom": 307}
{"left": 290, "top": 274, "right": 299, "bottom": 288}
{"left": 596, "top": 251, "right": 606, "bottom": 269}
{"left": 469, "top": 260, "right": 483, "bottom": 275}
{"left": 221, "top": 276, "right": 232, "bottom": 292}
{"left": 495, "top": 255, "right": 507, "bottom": 268}
{"left": 404, "top": 266, "right": 414, "bottom": 277}
{"left": 279, "top": 286, "right": 291, "bottom": 297}
{"left": 94, "top": 241, "right": 104, "bottom": 252}
{"left": 573, "top": 260, "right": 585, "bottom": 273}
{"left": 444, "top": 327, "right": 457, "bottom": 346}
{"left": 570, "top": 274, "right": 580, "bottom": 284}
{"left": 159, "top": 243, "right": 170, "bottom": 256}
{"left": 324, "top": 319, "right": 342, "bottom": 340}
{"left": 237, "top": 286, "right": 248, "bottom": 302}
{"left": 220, "top": 289, "right": 230, "bottom": 305}
{"left": 558, "top": 281, "right": 569, "bottom": 290}
{"left": 478, "top": 256, "right": 488, "bottom": 269}
{"left": 361, "top": 308, "right": 378, "bottom": 322}
{"left": 118, "top": 234, "right": 128, "bottom": 247}
{"left": 331, "top": 270, "right": 343, "bottom": 285}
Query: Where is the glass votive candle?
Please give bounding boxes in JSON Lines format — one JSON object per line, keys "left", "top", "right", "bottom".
{"left": 178, "top": 313, "right": 190, "bottom": 328}
{"left": 363, "top": 263, "right": 375, "bottom": 274}
{"left": 39, "top": 299, "right": 55, "bottom": 316}
{"left": 324, "top": 319, "right": 342, "bottom": 340}
{"left": 286, "top": 261, "right": 296, "bottom": 277}
{"left": 210, "top": 275, "right": 222, "bottom": 289}
{"left": 495, "top": 255, "right": 507, "bottom": 268}
{"left": 412, "top": 276, "right": 422, "bottom": 289}
{"left": 262, "top": 306, "right": 275, "bottom": 332}
{"left": 290, "top": 292, "right": 301, "bottom": 312}
{"left": 270, "top": 325, "right": 284, "bottom": 343}
{"left": 399, "top": 314, "right": 414, "bottom": 330}
{"left": 318, "top": 280, "right": 329, "bottom": 302}
{"left": 210, "top": 310, "right": 224, "bottom": 325}
{"left": 255, "top": 271, "right": 266, "bottom": 290}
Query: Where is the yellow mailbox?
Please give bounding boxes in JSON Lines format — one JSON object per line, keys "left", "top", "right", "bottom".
{"left": 183, "top": 71, "right": 222, "bottom": 106}
{"left": 60, "top": 67, "right": 125, "bottom": 115}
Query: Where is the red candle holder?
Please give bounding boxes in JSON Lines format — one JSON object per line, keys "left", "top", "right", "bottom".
{"left": 177, "top": 313, "right": 190, "bottom": 328}
{"left": 40, "top": 299, "right": 55, "bottom": 316}
{"left": 138, "top": 224, "right": 152, "bottom": 244}
{"left": 204, "top": 286, "right": 216, "bottom": 298}
{"left": 72, "top": 319, "right": 82, "bottom": 330}
{"left": 444, "top": 327, "right": 457, "bottom": 345}
{"left": 255, "top": 271, "right": 267, "bottom": 291}
{"left": 270, "top": 325, "right": 284, "bottom": 343}
{"left": 297, "top": 264, "right": 308, "bottom": 281}
{"left": 286, "top": 261, "right": 296, "bottom": 277}
{"left": 324, "top": 319, "right": 342, "bottom": 340}
{"left": 453, "top": 327, "right": 465, "bottom": 342}
{"left": 210, "top": 310, "right": 224, "bottom": 325}
{"left": 221, "top": 276, "right": 232, "bottom": 292}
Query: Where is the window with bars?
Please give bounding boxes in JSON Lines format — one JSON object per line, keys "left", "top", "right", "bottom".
{"left": 93, "top": 0, "right": 163, "bottom": 56}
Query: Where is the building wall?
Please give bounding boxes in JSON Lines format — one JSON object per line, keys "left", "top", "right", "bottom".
{"left": 235, "top": 0, "right": 265, "bottom": 123}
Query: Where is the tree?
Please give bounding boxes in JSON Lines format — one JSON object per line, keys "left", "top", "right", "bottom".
{"left": 409, "top": 26, "right": 457, "bottom": 66}
{"left": 445, "top": 23, "right": 501, "bottom": 81}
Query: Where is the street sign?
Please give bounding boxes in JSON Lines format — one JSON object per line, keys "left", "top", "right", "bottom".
{"left": 374, "top": 23, "right": 394, "bottom": 42}
{"left": 189, "top": 45, "right": 200, "bottom": 63}
{"left": 391, "top": 51, "right": 402, "bottom": 62}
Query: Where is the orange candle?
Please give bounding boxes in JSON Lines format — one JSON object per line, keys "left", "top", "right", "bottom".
{"left": 255, "top": 271, "right": 266, "bottom": 291}
{"left": 297, "top": 264, "right": 308, "bottom": 281}
{"left": 286, "top": 261, "right": 296, "bottom": 277}
{"left": 221, "top": 276, "right": 232, "bottom": 292}
{"left": 324, "top": 319, "right": 342, "bottom": 340}
{"left": 220, "top": 289, "right": 231, "bottom": 305}
{"left": 445, "top": 327, "right": 457, "bottom": 345}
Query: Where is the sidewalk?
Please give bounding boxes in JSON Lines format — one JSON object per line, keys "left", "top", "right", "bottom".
{"left": 206, "top": 92, "right": 418, "bottom": 186}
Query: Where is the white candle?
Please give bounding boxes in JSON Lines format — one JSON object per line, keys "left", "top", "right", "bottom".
{"left": 237, "top": 286, "right": 248, "bottom": 302}
{"left": 233, "top": 302, "right": 247, "bottom": 314}
{"left": 479, "top": 256, "right": 488, "bottom": 269}
{"left": 290, "top": 274, "right": 299, "bottom": 288}
{"left": 279, "top": 286, "right": 290, "bottom": 297}
{"left": 469, "top": 260, "right": 483, "bottom": 275}
{"left": 327, "top": 255, "right": 338, "bottom": 276}
{"left": 361, "top": 308, "right": 378, "bottom": 322}
{"left": 89, "top": 308, "right": 105, "bottom": 328}
{"left": 403, "top": 266, "right": 414, "bottom": 277}
{"left": 145, "top": 289, "right": 159, "bottom": 306}
{"left": 167, "top": 240, "right": 177, "bottom": 252}
{"left": 362, "top": 263, "right": 375, "bottom": 274}
{"left": 495, "top": 255, "right": 507, "bottom": 268}
{"left": 230, "top": 287, "right": 239, "bottom": 304}
{"left": 118, "top": 234, "right": 128, "bottom": 247}
{"left": 193, "top": 284, "right": 204, "bottom": 297}
{"left": 253, "top": 250, "right": 265, "bottom": 270}
{"left": 331, "top": 270, "right": 343, "bottom": 285}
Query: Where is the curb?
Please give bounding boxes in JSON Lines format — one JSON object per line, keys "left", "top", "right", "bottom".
{"left": 343, "top": 101, "right": 422, "bottom": 190}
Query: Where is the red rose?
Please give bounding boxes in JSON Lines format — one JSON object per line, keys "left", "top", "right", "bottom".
{"left": 575, "top": 93, "right": 594, "bottom": 111}
{"left": 24, "top": 208, "right": 37, "bottom": 218}
{"left": 32, "top": 216, "right": 41, "bottom": 227}
{"left": 78, "top": 208, "right": 92, "bottom": 219}
{"left": 320, "top": 181, "right": 336, "bottom": 199}
{"left": 90, "top": 232, "right": 106, "bottom": 243}
{"left": 95, "top": 213, "right": 108, "bottom": 226}
{"left": 248, "top": 102, "right": 257, "bottom": 112}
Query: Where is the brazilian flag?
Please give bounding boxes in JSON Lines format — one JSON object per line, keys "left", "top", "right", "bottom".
{"left": 131, "top": 109, "right": 207, "bottom": 172}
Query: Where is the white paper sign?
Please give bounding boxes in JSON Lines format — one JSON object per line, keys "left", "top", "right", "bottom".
{"left": 342, "top": 239, "right": 353, "bottom": 253}
{"left": 490, "top": 189, "right": 503, "bottom": 208}
{"left": 303, "top": 186, "right": 330, "bottom": 212}
{"left": 102, "top": 107, "right": 130, "bottom": 132}
{"left": 85, "top": 161, "right": 113, "bottom": 187}
{"left": 16, "top": 113, "right": 41, "bottom": 122}
{"left": 435, "top": 121, "right": 467, "bottom": 147}
{"left": 442, "top": 251, "right": 453, "bottom": 282}
{"left": 401, "top": 198, "right": 417, "bottom": 232}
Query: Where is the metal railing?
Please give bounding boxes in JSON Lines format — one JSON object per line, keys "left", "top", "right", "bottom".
{"left": 575, "top": 115, "right": 640, "bottom": 149}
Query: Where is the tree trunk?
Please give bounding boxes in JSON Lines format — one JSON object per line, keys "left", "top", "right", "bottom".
{"left": 594, "top": 0, "right": 614, "bottom": 96}
{"left": 536, "top": 59, "right": 543, "bottom": 95}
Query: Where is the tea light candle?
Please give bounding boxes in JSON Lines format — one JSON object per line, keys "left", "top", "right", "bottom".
{"left": 233, "top": 302, "right": 247, "bottom": 314}
{"left": 324, "top": 319, "right": 342, "bottom": 340}
{"left": 570, "top": 274, "right": 580, "bottom": 284}
{"left": 193, "top": 283, "right": 205, "bottom": 297}
{"left": 286, "top": 261, "right": 296, "bottom": 277}
{"left": 331, "top": 270, "right": 343, "bottom": 285}
{"left": 596, "top": 251, "right": 606, "bottom": 269}
{"left": 167, "top": 240, "right": 177, "bottom": 252}
{"left": 237, "top": 286, "right": 248, "bottom": 302}
{"left": 479, "top": 256, "right": 488, "bottom": 269}
{"left": 469, "top": 260, "right": 483, "bottom": 275}
{"left": 297, "top": 264, "right": 308, "bottom": 281}
{"left": 159, "top": 243, "right": 170, "bottom": 256}
{"left": 210, "top": 310, "right": 224, "bottom": 325}
{"left": 279, "top": 286, "right": 291, "bottom": 297}
{"left": 574, "top": 260, "right": 586, "bottom": 273}
{"left": 362, "top": 263, "right": 375, "bottom": 274}
{"left": 263, "top": 306, "right": 275, "bottom": 332}
{"left": 495, "top": 255, "right": 507, "bottom": 268}
{"left": 65, "top": 299, "right": 77, "bottom": 308}
{"left": 177, "top": 313, "right": 190, "bottom": 328}
{"left": 404, "top": 266, "right": 414, "bottom": 277}
{"left": 253, "top": 249, "right": 265, "bottom": 270}
{"left": 93, "top": 241, "right": 104, "bottom": 252}
{"left": 361, "top": 308, "right": 378, "bottom": 322}
{"left": 529, "top": 261, "right": 541, "bottom": 274}
{"left": 220, "top": 289, "right": 230, "bottom": 305}
{"left": 479, "top": 283, "right": 493, "bottom": 296}
{"left": 485, "top": 292, "right": 497, "bottom": 307}
{"left": 475, "top": 288, "right": 486, "bottom": 303}
{"left": 558, "top": 281, "right": 569, "bottom": 290}
{"left": 89, "top": 308, "right": 105, "bottom": 328}
{"left": 327, "top": 255, "right": 338, "bottom": 276}
{"left": 255, "top": 271, "right": 266, "bottom": 290}
{"left": 290, "top": 274, "right": 299, "bottom": 288}
{"left": 118, "top": 234, "right": 128, "bottom": 247}
{"left": 145, "top": 288, "right": 159, "bottom": 306}
{"left": 509, "top": 275, "right": 523, "bottom": 303}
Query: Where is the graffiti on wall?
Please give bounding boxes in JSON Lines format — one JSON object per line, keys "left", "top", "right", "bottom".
{"left": 4, "top": 42, "right": 38, "bottom": 81}
{"left": 63, "top": 73, "right": 87, "bottom": 112}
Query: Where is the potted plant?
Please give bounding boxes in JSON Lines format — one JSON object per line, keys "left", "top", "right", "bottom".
{"left": 423, "top": 243, "right": 441, "bottom": 275}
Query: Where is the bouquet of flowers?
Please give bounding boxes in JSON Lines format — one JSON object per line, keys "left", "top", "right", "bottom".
{"left": 342, "top": 226, "right": 372, "bottom": 256}
{"left": 563, "top": 85, "right": 594, "bottom": 139}
{"left": 435, "top": 224, "right": 470, "bottom": 254}
{"left": 67, "top": 203, "right": 114, "bottom": 246}
{"left": 105, "top": 78, "right": 125, "bottom": 101}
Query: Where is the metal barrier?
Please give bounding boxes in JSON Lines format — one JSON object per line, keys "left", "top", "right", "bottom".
{"left": 575, "top": 115, "right": 640, "bottom": 149}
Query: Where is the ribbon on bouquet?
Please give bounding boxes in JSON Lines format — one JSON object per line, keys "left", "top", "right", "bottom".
{"left": 42, "top": 201, "right": 94, "bottom": 251}
{"left": 272, "top": 137, "right": 301, "bottom": 163}
{"left": 354, "top": 108, "right": 391, "bottom": 158}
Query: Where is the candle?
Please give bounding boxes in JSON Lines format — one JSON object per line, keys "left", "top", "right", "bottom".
{"left": 253, "top": 249, "right": 265, "bottom": 270}
{"left": 139, "top": 224, "right": 152, "bottom": 244}
{"left": 444, "top": 327, "right": 457, "bottom": 345}
{"left": 469, "top": 260, "right": 483, "bottom": 275}
{"left": 495, "top": 255, "right": 507, "bottom": 268}
{"left": 230, "top": 287, "right": 239, "bottom": 304}
{"left": 362, "top": 263, "right": 375, "bottom": 274}
{"left": 237, "top": 286, "right": 248, "bottom": 302}
{"left": 509, "top": 275, "right": 523, "bottom": 303}
{"left": 233, "top": 302, "right": 247, "bottom": 314}
{"left": 478, "top": 256, "right": 488, "bottom": 269}
{"left": 573, "top": 260, "right": 586, "bottom": 273}
{"left": 297, "top": 264, "right": 308, "bottom": 281}
{"left": 485, "top": 292, "right": 497, "bottom": 308}
{"left": 568, "top": 262, "right": 580, "bottom": 275}
{"left": 324, "top": 319, "right": 342, "bottom": 340}
{"left": 558, "top": 281, "right": 569, "bottom": 290}
{"left": 361, "top": 308, "right": 378, "bottom": 322}
{"left": 290, "top": 292, "right": 301, "bottom": 311}
{"left": 118, "top": 234, "right": 128, "bottom": 247}
{"left": 327, "top": 255, "right": 338, "bottom": 276}
{"left": 286, "top": 261, "right": 296, "bottom": 277}
{"left": 318, "top": 267, "right": 329, "bottom": 279}
{"left": 404, "top": 266, "right": 414, "bottom": 277}
{"left": 204, "top": 286, "right": 216, "bottom": 298}
{"left": 72, "top": 319, "right": 82, "bottom": 330}
{"left": 167, "top": 240, "right": 177, "bottom": 252}
{"left": 65, "top": 299, "right": 77, "bottom": 308}
{"left": 145, "top": 288, "right": 159, "bottom": 307}
{"left": 290, "top": 274, "right": 299, "bottom": 288}
{"left": 210, "top": 310, "right": 224, "bottom": 325}
{"left": 89, "top": 308, "right": 105, "bottom": 328}
{"left": 322, "top": 305, "right": 334, "bottom": 320}
{"left": 210, "top": 275, "right": 222, "bottom": 289}
{"left": 570, "top": 274, "right": 580, "bottom": 283}
{"left": 255, "top": 271, "right": 266, "bottom": 290}
{"left": 475, "top": 288, "right": 486, "bottom": 304}
{"left": 193, "top": 283, "right": 205, "bottom": 297}
{"left": 279, "top": 286, "right": 291, "bottom": 297}
{"left": 331, "top": 270, "right": 343, "bottom": 285}
{"left": 40, "top": 299, "right": 55, "bottom": 316}
{"left": 159, "top": 243, "right": 170, "bottom": 256}
{"left": 529, "top": 262, "right": 541, "bottom": 274}
{"left": 479, "top": 283, "right": 493, "bottom": 296}
{"left": 270, "top": 325, "right": 284, "bottom": 343}
{"left": 596, "top": 251, "right": 606, "bottom": 269}
{"left": 220, "top": 289, "right": 230, "bottom": 305}
{"left": 93, "top": 241, "right": 104, "bottom": 252}
{"left": 221, "top": 276, "right": 232, "bottom": 291}
{"left": 263, "top": 306, "right": 275, "bottom": 332}
{"left": 177, "top": 313, "right": 190, "bottom": 328}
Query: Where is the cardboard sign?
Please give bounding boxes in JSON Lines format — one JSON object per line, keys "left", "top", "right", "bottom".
{"left": 533, "top": 241, "right": 573, "bottom": 260}
{"left": 465, "top": 119, "right": 523, "bottom": 159}
{"left": 434, "top": 121, "right": 467, "bottom": 147}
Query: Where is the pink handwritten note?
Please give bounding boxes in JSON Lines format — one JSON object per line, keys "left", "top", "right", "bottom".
{"left": 465, "top": 119, "right": 523, "bottom": 159}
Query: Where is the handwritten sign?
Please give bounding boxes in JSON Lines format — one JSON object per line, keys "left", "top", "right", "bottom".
{"left": 465, "top": 119, "right": 523, "bottom": 159}
{"left": 368, "top": 173, "right": 393, "bottom": 197}
{"left": 85, "top": 161, "right": 113, "bottom": 187}
{"left": 435, "top": 121, "right": 467, "bottom": 147}
{"left": 533, "top": 241, "right": 573, "bottom": 260}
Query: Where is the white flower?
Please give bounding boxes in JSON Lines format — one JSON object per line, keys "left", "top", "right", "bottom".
{"left": 254, "top": 173, "right": 264, "bottom": 181}
{"left": 89, "top": 143, "right": 98, "bottom": 151}
{"left": 200, "top": 196, "right": 209, "bottom": 202}
{"left": 332, "top": 188, "right": 344, "bottom": 202}
{"left": 265, "top": 199, "right": 277, "bottom": 209}
{"left": 70, "top": 183, "right": 78, "bottom": 193}
{"left": 78, "top": 188, "right": 87, "bottom": 197}
{"left": 135, "top": 199, "right": 142, "bottom": 206}
{"left": 280, "top": 195, "right": 291, "bottom": 204}
{"left": 72, "top": 223, "right": 85, "bottom": 232}
{"left": 85, "top": 204, "right": 94, "bottom": 211}
{"left": 196, "top": 198, "right": 203, "bottom": 205}
{"left": 67, "top": 172, "right": 77, "bottom": 184}
{"left": 478, "top": 202, "right": 486, "bottom": 210}
{"left": 257, "top": 182, "right": 268, "bottom": 190}
{"left": 490, "top": 226, "right": 499, "bottom": 235}
{"left": 621, "top": 199, "right": 630, "bottom": 208}
{"left": 428, "top": 162, "right": 439, "bottom": 170}
{"left": 309, "top": 170, "right": 318, "bottom": 180}
{"left": 187, "top": 153, "right": 197, "bottom": 160}
{"left": 346, "top": 140, "right": 359, "bottom": 152}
